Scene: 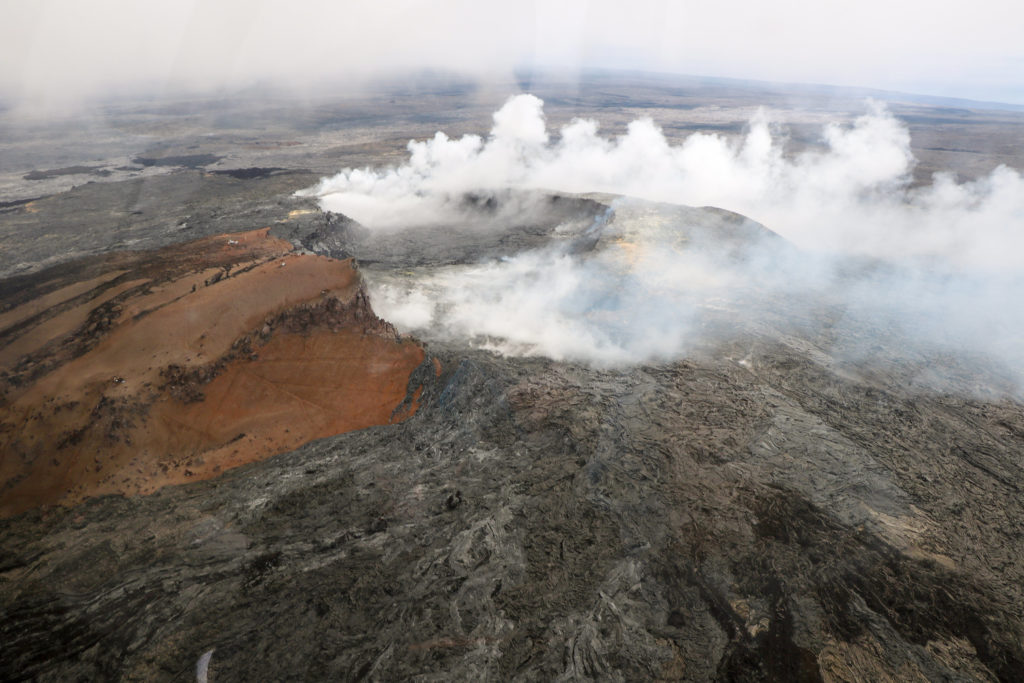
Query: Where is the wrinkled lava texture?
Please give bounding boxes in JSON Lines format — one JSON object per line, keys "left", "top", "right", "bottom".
{"left": 2, "top": 84, "right": 1024, "bottom": 681}
{"left": 0, "top": 228, "right": 428, "bottom": 517}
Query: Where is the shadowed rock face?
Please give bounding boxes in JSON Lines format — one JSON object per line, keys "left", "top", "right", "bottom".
{"left": 0, "top": 228, "right": 429, "bottom": 517}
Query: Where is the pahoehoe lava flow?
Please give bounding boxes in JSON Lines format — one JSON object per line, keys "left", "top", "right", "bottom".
{"left": 1, "top": 82, "right": 1024, "bottom": 682}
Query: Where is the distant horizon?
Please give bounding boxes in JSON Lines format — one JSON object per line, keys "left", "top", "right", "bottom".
{"left": 3, "top": 67, "right": 1023, "bottom": 119}
{"left": 521, "top": 67, "right": 1024, "bottom": 111}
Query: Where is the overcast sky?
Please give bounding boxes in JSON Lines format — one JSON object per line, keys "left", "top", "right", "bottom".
{"left": 3, "top": 0, "right": 1023, "bottom": 109}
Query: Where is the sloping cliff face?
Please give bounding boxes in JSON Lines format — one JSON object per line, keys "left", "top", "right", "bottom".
{"left": 0, "top": 228, "right": 429, "bottom": 517}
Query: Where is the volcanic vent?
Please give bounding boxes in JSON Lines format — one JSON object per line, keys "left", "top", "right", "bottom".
{"left": 0, "top": 228, "right": 433, "bottom": 517}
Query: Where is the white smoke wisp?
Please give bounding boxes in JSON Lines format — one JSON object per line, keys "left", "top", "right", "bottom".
{"left": 369, "top": 233, "right": 727, "bottom": 365}
{"left": 303, "top": 95, "right": 1024, "bottom": 386}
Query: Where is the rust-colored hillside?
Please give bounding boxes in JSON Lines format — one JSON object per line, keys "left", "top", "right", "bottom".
{"left": 0, "top": 228, "right": 428, "bottom": 517}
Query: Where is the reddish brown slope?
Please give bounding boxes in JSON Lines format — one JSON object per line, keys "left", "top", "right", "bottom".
{"left": 0, "top": 229, "right": 428, "bottom": 517}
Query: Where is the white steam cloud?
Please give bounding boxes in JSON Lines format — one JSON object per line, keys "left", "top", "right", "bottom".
{"left": 302, "top": 95, "right": 1024, "bottom": 386}
{"left": 306, "top": 94, "right": 1024, "bottom": 270}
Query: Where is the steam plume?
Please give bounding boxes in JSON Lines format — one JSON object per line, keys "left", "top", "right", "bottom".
{"left": 302, "top": 96, "right": 1024, "bottom": 386}
{"left": 305, "top": 95, "right": 1024, "bottom": 270}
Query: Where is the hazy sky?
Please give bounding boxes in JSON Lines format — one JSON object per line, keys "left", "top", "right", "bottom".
{"left": 3, "top": 0, "right": 1023, "bottom": 108}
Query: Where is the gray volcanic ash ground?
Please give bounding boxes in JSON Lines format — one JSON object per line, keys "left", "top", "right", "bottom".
{"left": 2, "top": 77, "right": 1024, "bottom": 681}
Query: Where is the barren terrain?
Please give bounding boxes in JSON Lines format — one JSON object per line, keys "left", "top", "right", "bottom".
{"left": 2, "top": 73, "right": 1024, "bottom": 681}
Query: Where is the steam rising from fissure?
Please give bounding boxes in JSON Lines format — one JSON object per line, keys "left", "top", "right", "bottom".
{"left": 302, "top": 95, "right": 1024, "bottom": 389}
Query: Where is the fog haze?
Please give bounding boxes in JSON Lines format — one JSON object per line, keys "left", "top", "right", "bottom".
{"left": 3, "top": 0, "right": 1023, "bottom": 111}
